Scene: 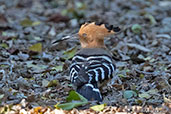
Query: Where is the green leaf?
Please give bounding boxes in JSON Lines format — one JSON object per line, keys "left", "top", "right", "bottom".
{"left": 90, "top": 104, "right": 106, "bottom": 111}
{"left": 34, "top": 36, "right": 41, "bottom": 41}
{"left": 32, "top": 21, "right": 41, "bottom": 26}
{"left": 66, "top": 91, "right": 81, "bottom": 102}
{"left": 20, "top": 18, "right": 33, "bottom": 27}
{"left": 47, "top": 80, "right": 59, "bottom": 87}
{"left": 124, "top": 90, "right": 137, "bottom": 99}
{"left": 139, "top": 89, "right": 158, "bottom": 99}
{"left": 76, "top": 2, "right": 86, "bottom": 10}
{"left": 29, "top": 43, "right": 42, "bottom": 52}
{"left": 139, "top": 93, "right": 151, "bottom": 99}
{"left": 145, "top": 14, "right": 157, "bottom": 25}
{"left": 68, "top": 84, "right": 73, "bottom": 87}
{"left": 118, "top": 74, "right": 126, "bottom": 78}
{"left": 55, "top": 101, "right": 87, "bottom": 110}
{"left": 147, "top": 89, "right": 158, "bottom": 94}
{"left": 131, "top": 24, "right": 142, "bottom": 34}
{"left": 61, "top": 9, "right": 68, "bottom": 16}
{"left": 20, "top": 18, "right": 41, "bottom": 27}
{"left": 55, "top": 91, "right": 88, "bottom": 110}
{"left": 2, "top": 31, "right": 16, "bottom": 37}
{"left": 0, "top": 43, "right": 8, "bottom": 49}
{"left": 140, "top": 74, "right": 144, "bottom": 79}
{"left": 51, "top": 65, "right": 63, "bottom": 72}
{"left": 66, "top": 91, "right": 87, "bottom": 102}
{"left": 77, "top": 92, "right": 88, "bottom": 102}
{"left": 136, "top": 99, "right": 143, "bottom": 104}
{"left": 63, "top": 47, "right": 77, "bottom": 59}
{"left": 26, "top": 61, "right": 48, "bottom": 71}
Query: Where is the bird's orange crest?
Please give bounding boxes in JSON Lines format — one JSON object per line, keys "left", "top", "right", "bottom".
{"left": 78, "top": 22, "right": 120, "bottom": 48}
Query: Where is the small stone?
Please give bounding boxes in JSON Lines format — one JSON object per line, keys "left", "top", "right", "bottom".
{"left": 70, "top": 19, "right": 78, "bottom": 27}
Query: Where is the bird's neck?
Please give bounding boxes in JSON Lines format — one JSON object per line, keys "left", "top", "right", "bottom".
{"left": 81, "top": 39, "right": 105, "bottom": 48}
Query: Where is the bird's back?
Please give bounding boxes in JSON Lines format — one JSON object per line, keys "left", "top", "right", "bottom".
{"left": 70, "top": 48, "right": 115, "bottom": 101}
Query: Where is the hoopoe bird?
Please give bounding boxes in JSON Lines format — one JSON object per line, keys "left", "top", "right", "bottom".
{"left": 69, "top": 22, "right": 120, "bottom": 101}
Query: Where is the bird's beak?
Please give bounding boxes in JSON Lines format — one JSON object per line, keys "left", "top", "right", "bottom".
{"left": 52, "top": 33, "right": 78, "bottom": 44}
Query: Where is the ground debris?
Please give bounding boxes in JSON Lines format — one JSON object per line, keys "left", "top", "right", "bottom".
{"left": 0, "top": 0, "right": 170, "bottom": 113}
{"left": 0, "top": 103, "right": 170, "bottom": 114}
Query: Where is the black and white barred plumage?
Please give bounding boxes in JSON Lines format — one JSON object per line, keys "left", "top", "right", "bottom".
{"left": 69, "top": 48, "right": 115, "bottom": 101}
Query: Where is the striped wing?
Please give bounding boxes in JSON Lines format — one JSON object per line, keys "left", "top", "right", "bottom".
{"left": 70, "top": 54, "right": 115, "bottom": 87}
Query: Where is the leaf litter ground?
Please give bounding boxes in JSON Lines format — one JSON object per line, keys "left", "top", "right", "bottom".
{"left": 0, "top": 0, "right": 170, "bottom": 113}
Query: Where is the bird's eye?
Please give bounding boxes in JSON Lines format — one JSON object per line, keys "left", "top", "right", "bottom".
{"left": 82, "top": 33, "right": 87, "bottom": 38}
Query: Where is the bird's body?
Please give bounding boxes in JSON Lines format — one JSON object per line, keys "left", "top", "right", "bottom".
{"left": 69, "top": 22, "right": 120, "bottom": 101}
{"left": 70, "top": 48, "right": 115, "bottom": 101}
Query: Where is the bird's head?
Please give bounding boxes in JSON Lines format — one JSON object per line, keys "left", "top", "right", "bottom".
{"left": 78, "top": 22, "right": 120, "bottom": 48}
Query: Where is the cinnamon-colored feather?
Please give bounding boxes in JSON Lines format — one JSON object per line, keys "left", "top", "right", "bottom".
{"left": 78, "top": 22, "right": 120, "bottom": 48}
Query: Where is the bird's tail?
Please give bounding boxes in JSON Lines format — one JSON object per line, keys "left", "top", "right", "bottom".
{"left": 76, "top": 83, "right": 102, "bottom": 102}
